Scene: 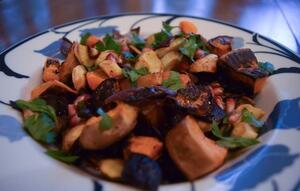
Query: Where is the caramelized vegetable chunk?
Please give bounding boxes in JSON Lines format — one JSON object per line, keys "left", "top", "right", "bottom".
{"left": 208, "top": 35, "right": 233, "bottom": 56}
{"left": 218, "top": 48, "right": 268, "bottom": 95}
{"left": 166, "top": 116, "right": 227, "bottom": 180}
{"left": 124, "top": 136, "right": 163, "bottom": 160}
{"left": 42, "top": 58, "right": 60, "bottom": 82}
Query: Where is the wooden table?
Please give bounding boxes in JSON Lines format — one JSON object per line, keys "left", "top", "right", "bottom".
{"left": 0, "top": 0, "right": 299, "bottom": 54}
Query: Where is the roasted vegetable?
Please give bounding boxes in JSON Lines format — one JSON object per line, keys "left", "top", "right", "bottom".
{"left": 189, "top": 54, "right": 218, "bottom": 73}
{"left": 218, "top": 48, "right": 268, "bottom": 95}
{"left": 74, "top": 44, "right": 95, "bottom": 67}
{"left": 122, "top": 154, "right": 162, "bottom": 191}
{"left": 208, "top": 35, "right": 233, "bottom": 56}
{"left": 179, "top": 20, "right": 198, "bottom": 34}
{"left": 135, "top": 50, "right": 163, "bottom": 73}
{"left": 98, "top": 159, "right": 124, "bottom": 180}
{"left": 124, "top": 136, "right": 163, "bottom": 160}
{"left": 166, "top": 116, "right": 227, "bottom": 180}
{"left": 79, "top": 102, "right": 138, "bottom": 150}
{"left": 59, "top": 43, "right": 80, "bottom": 83}
{"left": 155, "top": 38, "right": 185, "bottom": 58}
{"left": 99, "top": 60, "right": 122, "bottom": 78}
{"left": 62, "top": 123, "right": 85, "bottom": 151}
{"left": 161, "top": 51, "right": 183, "bottom": 71}
{"left": 86, "top": 69, "right": 108, "bottom": 90}
{"left": 72, "top": 65, "right": 87, "bottom": 90}
{"left": 42, "top": 58, "right": 60, "bottom": 82}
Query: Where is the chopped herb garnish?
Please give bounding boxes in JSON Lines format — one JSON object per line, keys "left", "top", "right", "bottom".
{"left": 122, "top": 67, "right": 149, "bottom": 86}
{"left": 152, "top": 22, "right": 175, "bottom": 48}
{"left": 24, "top": 113, "right": 56, "bottom": 143}
{"left": 179, "top": 34, "right": 207, "bottom": 61}
{"left": 162, "top": 71, "right": 185, "bottom": 91}
{"left": 211, "top": 121, "right": 259, "bottom": 149}
{"left": 258, "top": 61, "right": 274, "bottom": 74}
{"left": 97, "top": 108, "right": 113, "bottom": 130}
{"left": 80, "top": 33, "right": 91, "bottom": 45}
{"left": 131, "top": 33, "right": 145, "bottom": 49}
{"left": 46, "top": 149, "right": 79, "bottom": 163}
{"left": 242, "top": 108, "right": 264, "bottom": 128}
{"left": 95, "top": 34, "right": 121, "bottom": 53}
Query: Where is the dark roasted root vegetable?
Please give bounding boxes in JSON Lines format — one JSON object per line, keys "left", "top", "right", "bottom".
{"left": 122, "top": 154, "right": 162, "bottom": 191}
{"left": 31, "top": 80, "right": 77, "bottom": 99}
{"left": 98, "top": 159, "right": 124, "bottom": 180}
{"left": 60, "top": 37, "right": 72, "bottom": 56}
{"left": 124, "top": 136, "right": 163, "bottom": 160}
{"left": 166, "top": 116, "right": 227, "bottom": 180}
{"left": 208, "top": 35, "right": 233, "bottom": 56}
{"left": 59, "top": 43, "right": 80, "bottom": 83}
{"left": 171, "top": 85, "right": 212, "bottom": 117}
{"left": 42, "top": 58, "right": 60, "bottom": 82}
{"left": 79, "top": 102, "right": 138, "bottom": 150}
{"left": 218, "top": 48, "right": 268, "bottom": 95}
{"left": 105, "top": 86, "right": 176, "bottom": 105}
{"left": 92, "top": 78, "right": 120, "bottom": 109}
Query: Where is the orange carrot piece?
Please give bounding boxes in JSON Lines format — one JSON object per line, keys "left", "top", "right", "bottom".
{"left": 124, "top": 136, "right": 163, "bottom": 160}
{"left": 179, "top": 20, "right": 198, "bottom": 34}
{"left": 86, "top": 70, "right": 107, "bottom": 90}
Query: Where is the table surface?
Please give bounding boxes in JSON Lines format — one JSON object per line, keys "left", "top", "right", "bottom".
{"left": 0, "top": 0, "right": 299, "bottom": 55}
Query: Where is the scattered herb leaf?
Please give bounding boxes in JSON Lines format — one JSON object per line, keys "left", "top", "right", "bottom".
{"left": 80, "top": 33, "right": 91, "bottom": 45}
{"left": 15, "top": 99, "right": 57, "bottom": 122}
{"left": 258, "top": 61, "right": 274, "bottom": 74}
{"left": 46, "top": 149, "right": 79, "bottom": 163}
{"left": 211, "top": 121, "right": 259, "bottom": 149}
{"left": 242, "top": 108, "right": 264, "bottom": 128}
{"left": 122, "top": 67, "right": 149, "bottom": 86}
{"left": 24, "top": 113, "right": 56, "bottom": 143}
{"left": 97, "top": 108, "right": 113, "bottom": 130}
{"left": 162, "top": 71, "right": 185, "bottom": 91}
{"left": 179, "top": 35, "right": 199, "bottom": 61}
{"left": 152, "top": 22, "right": 175, "bottom": 48}
{"left": 95, "top": 34, "right": 121, "bottom": 53}
{"left": 131, "top": 33, "right": 145, "bottom": 49}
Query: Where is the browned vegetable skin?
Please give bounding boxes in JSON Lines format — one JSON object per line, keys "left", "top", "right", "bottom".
{"left": 166, "top": 116, "right": 228, "bottom": 180}
{"left": 124, "top": 136, "right": 163, "bottom": 160}
{"left": 31, "top": 80, "right": 77, "bottom": 99}
{"left": 79, "top": 102, "right": 138, "bottom": 150}
{"left": 207, "top": 35, "right": 233, "bottom": 57}
{"left": 59, "top": 43, "right": 80, "bottom": 83}
{"left": 42, "top": 58, "right": 60, "bottom": 82}
{"left": 218, "top": 48, "right": 268, "bottom": 95}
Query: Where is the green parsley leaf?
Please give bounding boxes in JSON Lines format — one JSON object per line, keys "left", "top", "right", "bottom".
{"left": 80, "top": 33, "right": 91, "bottom": 45}
{"left": 152, "top": 22, "right": 175, "bottom": 48}
{"left": 24, "top": 113, "right": 56, "bottom": 143}
{"left": 258, "top": 61, "right": 274, "bottom": 74}
{"left": 242, "top": 108, "right": 264, "bottom": 128}
{"left": 162, "top": 22, "right": 175, "bottom": 33}
{"left": 131, "top": 33, "right": 145, "bottom": 49}
{"left": 211, "top": 121, "right": 259, "bottom": 149}
{"left": 97, "top": 108, "right": 113, "bottom": 130}
{"left": 162, "top": 71, "right": 185, "bottom": 91}
{"left": 46, "top": 149, "right": 79, "bottom": 163}
{"left": 122, "top": 67, "right": 149, "bottom": 86}
{"left": 179, "top": 35, "right": 199, "bottom": 61}
{"left": 95, "top": 34, "right": 121, "bottom": 53}
{"left": 15, "top": 99, "right": 57, "bottom": 122}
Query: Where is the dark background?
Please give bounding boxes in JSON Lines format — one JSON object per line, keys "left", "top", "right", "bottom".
{"left": 0, "top": 0, "right": 299, "bottom": 54}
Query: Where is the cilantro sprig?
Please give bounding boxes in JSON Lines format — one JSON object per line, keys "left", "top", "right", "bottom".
{"left": 179, "top": 34, "right": 208, "bottom": 61}
{"left": 152, "top": 22, "right": 176, "bottom": 48}
{"left": 97, "top": 108, "right": 113, "bottom": 130}
{"left": 131, "top": 33, "right": 145, "bottom": 50}
{"left": 162, "top": 71, "right": 185, "bottom": 91}
{"left": 46, "top": 149, "right": 79, "bottom": 163}
{"left": 14, "top": 99, "right": 57, "bottom": 144}
{"left": 122, "top": 67, "right": 149, "bottom": 86}
{"left": 242, "top": 108, "right": 264, "bottom": 128}
{"left": 95, "top": 34, "right": 121, "bottom": 53}
{"left": 211, "top": 121, "right": 259, "bottom": 149}
{"left": 80, "top": 33, "right": 91, "bottom": 45}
